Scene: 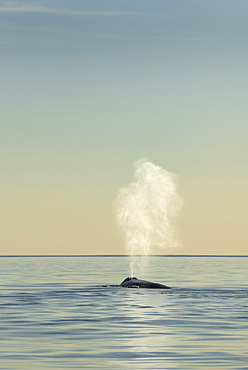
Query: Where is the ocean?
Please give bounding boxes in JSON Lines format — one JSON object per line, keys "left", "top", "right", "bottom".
{"left": 0, "top": 256, "right": 247, "bottom": 369}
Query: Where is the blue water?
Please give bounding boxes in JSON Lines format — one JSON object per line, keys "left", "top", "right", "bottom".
{"left": 0, "top": 256, "right": 247, "bottom": 369}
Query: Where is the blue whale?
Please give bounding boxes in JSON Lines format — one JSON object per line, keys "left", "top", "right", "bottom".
{"left": 120, "top": 277, "right": 170, "bottom": 289}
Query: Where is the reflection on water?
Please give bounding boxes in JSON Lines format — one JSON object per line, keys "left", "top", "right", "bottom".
{"left": 111, "top": 289, "right": 174, "bottom": 370}
{"left": 0, "top": 256, "right": 247, "bottom": 369}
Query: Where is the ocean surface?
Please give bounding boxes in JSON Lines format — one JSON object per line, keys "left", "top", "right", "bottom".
{"left": 0, "top": 256, "right": 247, "bottom": 370}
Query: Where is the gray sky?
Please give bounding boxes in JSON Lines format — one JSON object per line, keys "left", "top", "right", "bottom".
{"left": 1, "top": 0, "right": 247, "bottom": 255}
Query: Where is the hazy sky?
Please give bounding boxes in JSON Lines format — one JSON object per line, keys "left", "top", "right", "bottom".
{"left": 1, "top": 0, "right": 247, "bottom": 255}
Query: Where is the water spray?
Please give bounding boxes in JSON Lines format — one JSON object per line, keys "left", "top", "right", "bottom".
{"left": 114, "top": 158, "right": 183, "bottom": 277}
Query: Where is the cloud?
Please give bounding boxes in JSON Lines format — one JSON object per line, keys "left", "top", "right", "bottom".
{"left": 0, "top": 1, "right": 131, "bottom": 16}
{"left": 134, "top": 36, "right": 207, "bottom": 41}
{"left": 0, "top": 1, "right": 53, "bottom": 13}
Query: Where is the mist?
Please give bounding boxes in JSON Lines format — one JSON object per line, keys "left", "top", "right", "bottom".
{"left": 114, "top": 158, "right": 183, "bottom": 276}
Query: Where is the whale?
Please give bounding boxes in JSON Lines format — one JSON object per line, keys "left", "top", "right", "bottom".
{"left": 120, "top": 277, "right": 170, "bottom": 289}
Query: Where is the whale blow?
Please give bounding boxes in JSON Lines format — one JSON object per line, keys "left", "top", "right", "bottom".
{"left": 120, "top": 277, "right": 170, "bottom": 289}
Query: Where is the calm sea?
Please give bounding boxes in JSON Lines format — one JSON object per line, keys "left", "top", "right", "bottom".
{"left": 0, "top": 256, "right": 247, "bottom": 369}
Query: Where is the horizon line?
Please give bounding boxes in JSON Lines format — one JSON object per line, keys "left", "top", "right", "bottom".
{"left": 0, "top": 254, "right": 247, "bottom": 258}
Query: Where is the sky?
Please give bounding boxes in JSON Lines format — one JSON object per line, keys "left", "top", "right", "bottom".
{"left": 0, "top": 0, "right": 247, "bottom": 255}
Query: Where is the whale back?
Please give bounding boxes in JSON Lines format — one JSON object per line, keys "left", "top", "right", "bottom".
{"left": 120, "top": 277, "right": 170, "bottom": 289}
